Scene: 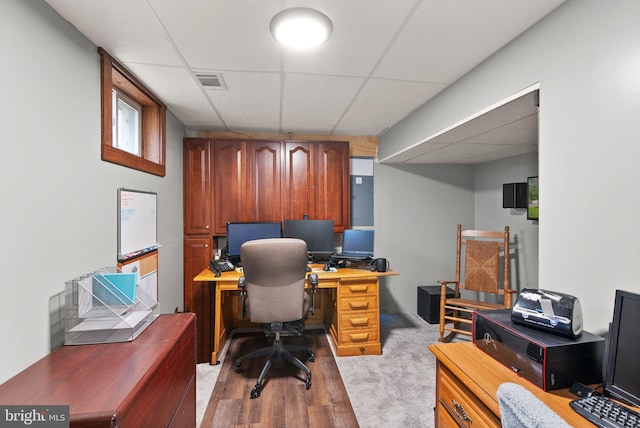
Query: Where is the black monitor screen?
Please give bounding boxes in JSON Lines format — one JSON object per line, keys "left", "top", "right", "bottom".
{"left": 283, "top": 219, "right": 334, "bottom": 260}
{"left": 226, "top": 222, "right": 282, "bottom": 261}
{"left": 342, "top": 229, "right": 374, "bottom": 255}
{"left": 604, "top": 289, "right": 640, "bottom": 407}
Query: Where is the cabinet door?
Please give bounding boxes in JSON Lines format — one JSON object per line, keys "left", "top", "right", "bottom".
{"left": 183, "top": 139, "right": 212, "bottom": 235}
{"left": 213, "top": 140, "right": 246, "bottom": 235}
{"left": 284, "top": 141, "right": 315, "bottom": 221}
{"left": 247, "top": 140, "right": 282, "bottom": 222}
{"left": 183, "top": 235, "right": 213, "bottom": 363}
{"left": 316, "top": 141, "right": 350, "bottom": 231}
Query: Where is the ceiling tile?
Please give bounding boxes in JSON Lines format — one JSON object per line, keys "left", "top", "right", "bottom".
{"left": 281, "top": 73, "right": 364, "bottom": 133}
{"left": 334, "top": 78, "right": 446, "bottom": 136}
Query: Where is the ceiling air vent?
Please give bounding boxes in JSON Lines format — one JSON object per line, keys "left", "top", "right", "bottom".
{"left": 196, "top": 73, "right": 227, "bottom": 90}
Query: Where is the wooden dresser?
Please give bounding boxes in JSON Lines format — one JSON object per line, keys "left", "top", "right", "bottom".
{"left": 429, "top": 342, "right": 592, "bottom": 427}
{"left": 0, "top": 313, "right": 196, "bottom": 428}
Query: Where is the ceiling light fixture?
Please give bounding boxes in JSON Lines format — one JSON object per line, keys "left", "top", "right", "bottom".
{"left": 270, "top": 7, "right": 333, "bottom": 49}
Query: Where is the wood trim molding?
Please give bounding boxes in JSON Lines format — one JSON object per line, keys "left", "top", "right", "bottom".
{"left": 99, "top": 47, "right": 166, "bottom": 176}
{"left": 195, "top": 131, "right": 378, "bottom": 158}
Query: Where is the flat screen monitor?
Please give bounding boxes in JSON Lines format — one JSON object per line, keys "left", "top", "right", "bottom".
{"left": 226, "top": 222, "right": 282, "bottom": 263}
{"left": 603, "top": 289, "right": 640, "bottom": 407}
{"left": 341, "top": 229, "right": 374, "bottom": 256}
{"left": 283, "top": 219, "right": 334, "bottom": 261}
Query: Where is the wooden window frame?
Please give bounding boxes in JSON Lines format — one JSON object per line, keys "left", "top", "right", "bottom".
{"left": 99, "top": 47, "right": 166, "bottom": 176}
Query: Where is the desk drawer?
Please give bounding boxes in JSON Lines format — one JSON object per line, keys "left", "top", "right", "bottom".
{"left": 338, "top": 310, "right": 378, "bottom": 330}
{"left": 438, "top": 365, "right": 500, "bottom": 428}
{"left": 338, "top": 328, "right": 379, "bottom": 345}
{"left": 339, "top": 280, "right": 378, "bottom": 297}
{"left": 339, "top": 294, "right": 377, "bottom": 312}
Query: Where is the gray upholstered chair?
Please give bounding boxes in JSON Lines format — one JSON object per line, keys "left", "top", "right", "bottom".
{"left": 234, "top": 238, "right": 318, "bottom": 399}
{"left": 497, "top": 382, "right": 572, "bottom": 427}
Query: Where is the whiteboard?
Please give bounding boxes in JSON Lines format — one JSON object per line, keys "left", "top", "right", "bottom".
{"left": 117, "top": 188, "right": 157, "bottom": 260}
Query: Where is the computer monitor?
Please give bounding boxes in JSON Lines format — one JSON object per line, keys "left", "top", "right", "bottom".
{"left": 341, "top": 229, "right": 374, "bottom": 257}
{"left": 226, "top": 222, "right": 282, "bottom": 263}
{"left": 283, "top": 219, "right": 334, "bottom": 261}
{"left": 603, "top": 289, "right": 640, "bottom": 407}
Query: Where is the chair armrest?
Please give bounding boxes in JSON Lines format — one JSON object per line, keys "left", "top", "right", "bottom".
{"left": 238, "top": 276, "right": 247, "bottom": 318}
{"left": 308, "top": 274, "right": 318, "bottom": 315}
{"left": 438, "top": 280, "right": 460, "bottom": 298}
{"left": 504, "top": 289, "right": 517, "bottom": 307}
{"left": 308, "top": 273, "right": 318, "bottom": 289}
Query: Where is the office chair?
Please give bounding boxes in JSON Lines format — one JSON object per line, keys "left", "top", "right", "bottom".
{"left": 234, "top": 238, "right": 318, "bottom": 399}
{"left": 497, "top": 383, "right": 571, "bottom": 427}
{"left": 438, "top": 224, "right": 515, "bottom": 342}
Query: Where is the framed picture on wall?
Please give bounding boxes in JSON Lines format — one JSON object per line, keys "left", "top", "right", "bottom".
{"left": 527, "top": 176, "right": 539, "bottom": 220}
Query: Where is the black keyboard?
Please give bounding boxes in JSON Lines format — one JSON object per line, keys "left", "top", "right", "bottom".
{"left": 570, "top": 395, "right": 640, "bottom": 428}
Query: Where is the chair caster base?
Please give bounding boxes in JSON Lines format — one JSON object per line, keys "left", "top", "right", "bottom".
{"left": 250, "top": 383, "right": 262, "bottom": 399}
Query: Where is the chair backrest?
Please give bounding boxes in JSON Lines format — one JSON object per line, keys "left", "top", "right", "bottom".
{"left": 240, "top": 238, "right": 309, "bottom": 324}
{"left": 455, "top": 224, "right": 510, "bottom": 302}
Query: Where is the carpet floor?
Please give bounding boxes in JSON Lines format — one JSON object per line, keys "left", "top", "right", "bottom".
{"left": 196, "top": 313, "right": 467, "bottom": 427}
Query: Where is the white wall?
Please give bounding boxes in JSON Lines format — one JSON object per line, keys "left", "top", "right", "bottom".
{"left": 379, "top": 0, "right": 640, "bottom": 333}
{"left": 375, "top": 162, "right": 475, "bottom": 313}
{"left": 375, "top": 152, "right": 538, "bottom": 315}
{"left": 0, "top": 0, "right": 185, "bottom": 383}
{"left": 475, "top": 152, "right": 539, "bottom": 292}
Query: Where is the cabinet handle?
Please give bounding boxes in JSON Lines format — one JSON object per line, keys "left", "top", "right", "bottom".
{"left": 205, "top": 225, "right": 209, "bottom": 229}
{"left": 349, "top": 333, "right": 369, "bottom": 342}
{"left": 349, "top": 302, "right": 369, "bottom": 310}
{"left": 349, "top": 317, "right": 369, "bottom": 327}
{"left": 452, "top": 399, "right": 472, "bottom": 423}
{"left": 205, "top": 244, "right": 209, "bottom": 248}
{"left": 348, "top": 285, "right": 368, "bottom": 293}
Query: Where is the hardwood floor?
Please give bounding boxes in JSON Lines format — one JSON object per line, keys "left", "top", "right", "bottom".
{"left": 200, "top": 330, "right": 359, "bottom": 427}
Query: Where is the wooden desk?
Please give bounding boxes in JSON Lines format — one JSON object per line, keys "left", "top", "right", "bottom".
{"left": 194, "top": 266, "right": 398, "bottom": 364}
{"left": 0, "top": 313, "right": 196, "bottom": 428}
{"left": 429, "top": 342, "right": 593, "bottom": 427}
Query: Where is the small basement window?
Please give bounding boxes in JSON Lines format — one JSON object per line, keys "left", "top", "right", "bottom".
{"left": 112, "top": 89, "right": 141, "bottom": 156}
{"left": 99, "top": 48, "right": 166, "bottom": 176}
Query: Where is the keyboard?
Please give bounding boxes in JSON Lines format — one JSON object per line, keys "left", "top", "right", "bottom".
{"left": 570, "top": 395, "right": 640, "bottom": 428}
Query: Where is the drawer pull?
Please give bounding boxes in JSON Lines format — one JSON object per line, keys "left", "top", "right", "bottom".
{"left": 348, "top": 285, "right": 369, "bottom": 293}
{"left": 349, "top": 333, "right": 370, "bottom": 342}
{"left": 452, "top": 399, "right": 472, "bottom": 423}
{"left": 349, "top": 301, "right": 369, "bottom": 310}
{"left": 349, "top": 317, "right": 369, "bottom": 327}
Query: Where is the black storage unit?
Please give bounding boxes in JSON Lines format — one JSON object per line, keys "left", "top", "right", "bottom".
{"left": 417, "top": 285, "right": 454, "bottom": 324}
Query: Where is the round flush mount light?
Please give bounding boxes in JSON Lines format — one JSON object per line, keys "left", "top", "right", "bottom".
{"left": 270, "top": 7, "right": 333, "bottom": 49}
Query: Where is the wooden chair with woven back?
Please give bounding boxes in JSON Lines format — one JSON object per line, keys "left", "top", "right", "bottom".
{"left": 438, "top": 224, "right": 515, "bottom": 342}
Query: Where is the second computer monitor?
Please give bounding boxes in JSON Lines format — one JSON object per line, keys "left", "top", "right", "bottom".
{"left": 283, "top": 219, "right": 334, "bottom": 261}
{"left": 226, "top": 222, "right": 282, "bottom": 263}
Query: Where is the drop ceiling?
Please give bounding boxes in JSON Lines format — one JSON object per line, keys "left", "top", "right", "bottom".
{"left": 381, "top": 89, "right": 539, "bottom": 164}
{"left": 44, "top": 0, "right": 562, "bottom": 163}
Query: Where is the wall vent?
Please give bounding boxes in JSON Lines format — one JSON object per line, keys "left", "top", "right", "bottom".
{"left": 196, "top": 73, "right": 227, "bottom": 90}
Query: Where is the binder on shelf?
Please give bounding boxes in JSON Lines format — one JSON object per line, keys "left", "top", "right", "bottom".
{"left": 64, "top": 267, "right": 158, "bottom": 345}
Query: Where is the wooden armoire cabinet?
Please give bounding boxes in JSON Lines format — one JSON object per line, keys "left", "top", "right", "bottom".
{"left": 183, "top": 137, "right": 350, "bottom": 362}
